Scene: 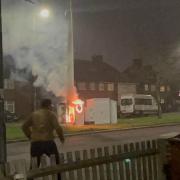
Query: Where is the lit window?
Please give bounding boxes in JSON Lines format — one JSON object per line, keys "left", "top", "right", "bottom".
{"left": 160, "top": 86, "right": 165, "bottom": 92}
{"left": 151, "top": 85, "right": 156, "bottom": 92}
{"left": 144, "top": 84, "right": 149, "bottom": 91}
{"left": 99, "top": 83, "right": 105, "bottom": 91}
{"left": 4, "top": 79, "right": 15, "bottom": 89}
{"left": 77, "top": 82, "right": 86, "bottom": 90}
{"left": 107, "top": 83, "right": 114, "bottom": 91}
{"left": 89, "top": 82, "right": 96, "bottom": 91}
{"left": 4, "top": 101, "right": 15, "bottom": 113}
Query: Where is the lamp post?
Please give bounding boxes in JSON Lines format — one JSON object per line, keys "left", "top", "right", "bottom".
{"left": 0, "top": 0, "right": 7, "bottom": 165}
{"left": 66, "top": 0, "right": 74, "bottom": 102}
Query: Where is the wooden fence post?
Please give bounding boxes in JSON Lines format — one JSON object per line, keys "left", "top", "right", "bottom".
{"left": 157, "top": 139, "right": 168, "bottom": 180}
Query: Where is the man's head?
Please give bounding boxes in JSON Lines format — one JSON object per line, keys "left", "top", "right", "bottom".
{"left": 41, "top": 99, "right": 52, "bottom": 109}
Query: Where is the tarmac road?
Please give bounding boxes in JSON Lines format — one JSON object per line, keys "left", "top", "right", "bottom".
{"left": 7, "top": 125, "right": 180, "bottom": 162}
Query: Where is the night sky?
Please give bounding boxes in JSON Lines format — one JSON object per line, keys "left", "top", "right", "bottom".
{"left": 73, "top": 0, "right": 180, "bottom": 70}
{"left": 3, "top": 0, "right": 180, "bottom": 72}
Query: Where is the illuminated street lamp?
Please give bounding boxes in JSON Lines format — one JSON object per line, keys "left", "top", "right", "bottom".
{"left": 40, "top": 8, "right": 50, "bottom": 18}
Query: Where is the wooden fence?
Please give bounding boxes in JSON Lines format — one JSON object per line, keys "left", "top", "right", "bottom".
{"left": 1, "top": 139, "right": 163, "bottom": 180}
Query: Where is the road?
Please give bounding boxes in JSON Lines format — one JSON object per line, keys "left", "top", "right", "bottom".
{"left": 7, "top": 125, "right": 180, "bottom": 162}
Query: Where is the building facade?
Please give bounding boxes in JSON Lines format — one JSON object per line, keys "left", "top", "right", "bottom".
{"left": 123, "top": 59, "right": 178, "bottom": 112}
{"left": 4, "top": 78, "right": 34, "bottom": 119}
{"left": 74, "top": 55, "right": 120, "bottom": 101}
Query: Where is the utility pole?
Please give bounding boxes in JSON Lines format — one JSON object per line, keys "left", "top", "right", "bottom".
{"left": 0, "top": 0, "right": 7, "bottom": 165}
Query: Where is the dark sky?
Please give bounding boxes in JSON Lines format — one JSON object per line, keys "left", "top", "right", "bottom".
{"left": 72, "top": 0, "right": 180, "bottom": 70}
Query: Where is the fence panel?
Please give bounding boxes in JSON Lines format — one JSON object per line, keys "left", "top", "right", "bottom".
{"left": 59, "top": 153, "right": 67, "bottom": 180}
{"left": 152, "top": 140, "right": 158, "bottom": 180}
{"left": 104, "top": 146, "right": 112, "bottom": 180}
{"left": 83, "top": 150, "right": 91, "bottom": 180}
{"left": 40, "top": 155, "right": 50, "bottom": 180}
{"left": 50, "top": 155, "right": 58, "bottom": 180}
{"left": 135, "top": 142, "right": 143, "bottom": 180}
{"left": 112, "top": 145, "right": 118, "bottom": 180}
{"left": 124, "top": 144, "right": 131, "bottom": 180}
{"left": 4, "top": 159, "right": 27, "bottom": 180}
{"left": 75, "top": 150, "right": 83, "bottom": 180}
{"left": 147, "top": 140, "right": 153, "bottom": 180}
{"left": 97, "top": 147, "right": 105, "bottom": 180}
{"left": 117, "top": 144, "right": 124, "bottom": 180}
{"left": 130, "top": 143, "right": 137, "bottom": 180}
{"left": 66, "top": 152, "right": 75, "bottom": 180}
{"left": 4, "top": 139, "right": 161, "bottom": 180}
{"left": 90, "top": 148, "right": 98, "bottom": 180}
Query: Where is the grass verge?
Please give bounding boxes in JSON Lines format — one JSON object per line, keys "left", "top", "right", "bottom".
{"left": 6, "top": 112, "right": 180, "bottom": 141}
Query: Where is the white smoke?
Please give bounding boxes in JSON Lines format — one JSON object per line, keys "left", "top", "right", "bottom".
{"left": 2, "top": 0, "right": 71, "bottom": 97}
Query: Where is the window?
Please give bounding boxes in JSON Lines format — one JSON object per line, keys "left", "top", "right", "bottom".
{"left": 77, "top": 82, "right": 86, "bottom": 90}
{"left": 89, "top": 82, "right": 96, "bottom": 91}
{"left": 121, "top": 99, "right": 133, "bottom": 106}
{"left": 144, "top": 84, "right": 149, "bottom": 91}
{"left": 4, "top": 101, "right": 15, "bottom": 113}
{"left": 135, "top": 98, "right": 152, "bottom": 105}
{"left": 99, "top": 83, "right": 105, "bottom": 91}
{"left": 107, "top": 83, "right": 114, "bottom": 91}
{"left": 4, "top": 79, "right": 14, "bottom": 89}
{"left": 151, "top": 85, "right": 156, "bottom": 92}
{"left": 160, "top": 86, "right": 165, "bottom": 92}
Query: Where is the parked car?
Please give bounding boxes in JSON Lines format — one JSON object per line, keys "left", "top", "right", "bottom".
{"left": 5, "top": 111, "right": 19, "bottom": 122}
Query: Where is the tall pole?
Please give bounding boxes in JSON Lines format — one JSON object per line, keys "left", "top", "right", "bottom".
{"left": 0, "top": 0, "right": 7, "bottom": 165}
{"left": 66, "top": 0, "right": 75, "bottom": 103}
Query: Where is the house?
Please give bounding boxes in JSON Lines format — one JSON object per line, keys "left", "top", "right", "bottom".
{"left": 123, "top": 59, "right": 176, "bottom": 112}
{"left": 74, "top": 55, "right": 120, "bottom": 101}
{"left": 3, "top": 55, "right": 35, "bottom": 119}
{"left": 4, "top": 79, "right": 34, "bottom": 119}
{"left": 74, "top": 55, "right": 137, "bottom": 106}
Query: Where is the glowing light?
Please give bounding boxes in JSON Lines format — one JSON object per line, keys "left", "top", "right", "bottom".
{"left": 124, "top": 159, "right": 131, "bottom": 163}
{"left": 72, "top": 99, "right": 84, "bottom": 114}
{"left": 72, "top": 99, "right": 84, "bottom": 105}
{"left": 40, "top": 8, "right": 50, "bottom": 18}
{"left": 67, "top": 106, "right": 75, "bottom": 123}
{"left": 75, "top": 104, "right": 83, "bottom": 113}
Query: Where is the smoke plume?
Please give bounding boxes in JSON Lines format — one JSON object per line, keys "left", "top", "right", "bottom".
{"left": 2, "top": 0, "right": 72, "bottom": 97}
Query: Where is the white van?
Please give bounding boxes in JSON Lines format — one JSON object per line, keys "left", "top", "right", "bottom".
{"left": 120, "top": 94, "right": 158, "bottom": 115}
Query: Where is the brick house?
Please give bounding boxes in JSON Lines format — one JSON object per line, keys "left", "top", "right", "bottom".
{"left": 4, "top": 79, "right": 34, "bottom": 118}
{"left": 123, "top": 59, "right": 176, "bottom": 112}
{"left": 74, "top": 55, "right": 121, "bottom": 101}
{"left": 3, "top": 55, "right": 34, "bottom": 119}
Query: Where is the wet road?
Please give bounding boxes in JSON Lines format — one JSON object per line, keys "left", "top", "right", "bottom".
{"left": 7, "top": 125, "right": 180, "bottom": 162}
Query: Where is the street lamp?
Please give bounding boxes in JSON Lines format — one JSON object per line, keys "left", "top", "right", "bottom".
{"left": 40, "top": 8, "right": 50, "bottom": 18}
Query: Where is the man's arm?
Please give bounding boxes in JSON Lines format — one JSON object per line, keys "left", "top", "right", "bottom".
{"left": 51, "top": 113, "right": 65, "bottom": 143}
{"left": 22, "top": 115, "right": 32, "bottom": 139}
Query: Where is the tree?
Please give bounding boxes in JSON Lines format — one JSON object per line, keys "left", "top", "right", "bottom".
{"left": 152, "top": 54, "right": 180, "bottom": 118}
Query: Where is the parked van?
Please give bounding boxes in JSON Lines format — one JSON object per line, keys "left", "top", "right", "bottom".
{"left": 120, "top": 94, "right": 158, "bottom": 115}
